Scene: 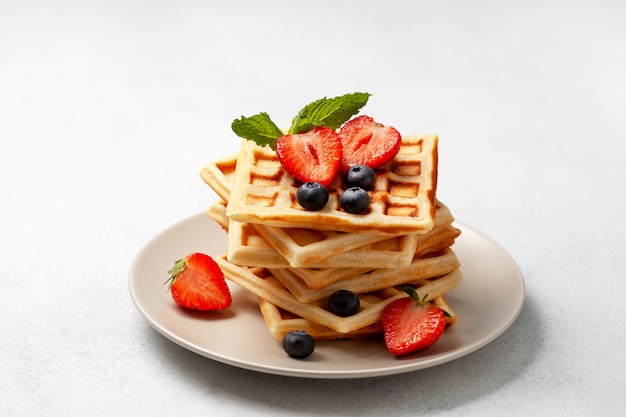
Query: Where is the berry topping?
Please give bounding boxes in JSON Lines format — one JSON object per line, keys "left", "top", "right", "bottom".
{"left": 296, "top": 182, "right": 329, "bottom": 211}
{"left": 339, "top": 115, "right": 401, "bottom": 172}
{"left": 165, "top": 253, "right": 232, "bottom": 311}
{"left": 282, "top": 331, "right": 315, "bottom": 359}
{"left": 382, "top": 287, "right": 447, "bottom": 356}
{"left": 339, "top": 187, "right": 370, "bottom": 214}
{"left": 344, "top": 164, "right": 376, "bottom": 190}
{"left": 327, "top": 290, "right": 360, "bottom": 317}
{"left": 276, "top": 127, "right": 342, "bottom": 187}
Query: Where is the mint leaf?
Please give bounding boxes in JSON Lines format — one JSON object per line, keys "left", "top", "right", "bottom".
{"left": 288, "top": 92, "right": 371, "bottom": 134}
{"left": 231, "top": 112, "right": 284, "bottom": 150}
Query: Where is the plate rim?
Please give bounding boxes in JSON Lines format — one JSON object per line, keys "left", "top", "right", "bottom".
{"left": 129, "top": 212, "right": 525, "bottom": 379}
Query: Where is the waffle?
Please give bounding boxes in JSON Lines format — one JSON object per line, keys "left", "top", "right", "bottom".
{"left": 207, "top": 198, "right": 459, "bottom": 273}
{"left": 250, "top": 223, "right": 399, "bottom": 268}
{"left": 258, "top": 295, "right": 456, "bottom": 341}
{"left": 201, "top": 135, "right": 462, "bottom": 344}
{"left": 202, "top": 157, "right": 407, "bottom": 267}
{"left": 257, "top": 297, "right": 384, "bottom": 341}
{"left": 206, "top": 200, "right": 229, "bottom": 230}
{"left": 234, "top": 220, "right": 418, "bottom": 268}
{"left": 200, "top": 155, "right": 237, "bottom": 202}
{"left": 291, "top": 223, "right": 460, "bottom": 290}
{"left": 269, "top": 248, "right": 461, "bottom": 303}
{"left": 215, "top": 254, "right": 462, "bottom": 334}
{"left": 208, "top": 200, "right": 376, "bottom": 286}
{"left": 226, "top": 135, "right": 439, "bottom": 235}
{"left": 207, "top": 198, "right": 422, "bottom": 269}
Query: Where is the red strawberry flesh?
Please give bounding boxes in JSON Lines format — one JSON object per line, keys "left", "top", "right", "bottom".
{"left": 275, "top": 127, "right": 342, "bottom": 187}
{"left": 167, "top": 253, "right": 232, "bottom": 311}
{"left": 382, "top": 296, "right": 446, "bottom": 355}
{"left": 339, "top": 115, "right": 401, "bottom": 172}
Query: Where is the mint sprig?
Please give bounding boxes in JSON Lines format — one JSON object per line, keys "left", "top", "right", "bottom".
{"left": 231, "top": 112, "right": 284, "bottom": 150}
{"left": 231, "top": 92, "right": 371, "bottom": 149}
{"left": 288, "top": 92, "right": 371, "bottom": 134}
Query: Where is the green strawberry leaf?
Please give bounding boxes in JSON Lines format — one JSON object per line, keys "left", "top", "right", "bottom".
{"left": 164, "top": 258, "right": 187, "bottom": 289}
{"left": 231, "top": 112, "right": 284, "bottom": 150}
{"left": 288, "top": 92, "right": 371, "bottom": 134}
{"left": 402, "top": 286, "right": 420, "bottom": 300}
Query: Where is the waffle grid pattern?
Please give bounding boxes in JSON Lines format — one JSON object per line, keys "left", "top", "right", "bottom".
{"left": 226, "top": 135, "right": 439, "bottom": 234}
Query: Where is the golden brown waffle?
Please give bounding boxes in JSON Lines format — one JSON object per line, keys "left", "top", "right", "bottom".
{"left": 215, "top": 254, "right": 462, "bottom": 334}
{"left": 226, "top": 135, "right": 439, "bottom": 235}
{"left": 238, "top": 221, "right": 418, "bottom": 268}
{"left": 206, "top": 201, "right": 229, "bottom": 230}
{"left": 258, "top": 295, "right": 456, "bottom": 341}
{"left": 208, "top": 200, "right": 374, "bottom": 284}
{"left": 433, "top": 296, "right": 457, "bottom": 327}
{"left": 201, "top": 153, "right": 455, "bottom": 268}
{"left": 257, "top": 297, "right": 384, "bottom": 341}
{"left": 200, "top": 155, "right": 237, "bottom": 202}
{"left": 201, "top": 140, "right": 462, "bottom": 343}
{"left": 291, "top": 223, "right": 460, "bottom": 290}
{"left": 207, "top": 197, "right": 458, "bottom": 270}
{"left": 269, "top": 248, "right": 461, "bottom": 303}
{"left": 208, "top": 199, "right": 421, "bottom": 269}
{"left": 249, "top": 223, "right": 398, "bottom": 268}
{"left": 209, "top": 203, "right": 460, "bottom": 293}
{"left": 202, "top": 157, "right": 407, "bottom": 266}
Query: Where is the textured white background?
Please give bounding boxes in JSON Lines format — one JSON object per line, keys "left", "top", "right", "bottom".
{"left": 1, "top": 0, "right": 625, "bottom": 416}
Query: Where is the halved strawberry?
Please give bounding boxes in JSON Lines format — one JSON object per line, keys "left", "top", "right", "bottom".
{"left": 275, "top": 127, "right": 342, "bottom": 187}
{"left": 165, "top": 253, "right": 232, "bottom": 311}
{"left": 382, "top": 287, "right": 446, "bottom": 355}
{"left": 339, "top": 115, "right": 401, "bottom": 172}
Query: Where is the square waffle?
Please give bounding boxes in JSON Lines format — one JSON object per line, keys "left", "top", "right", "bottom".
{"left": 207, "top": 200, "right": 374, "bottom": 283}
{"left": 289, "top": 223, "right": 461, "bottom": 290}
{"left": 200, "top": 155, "right": 237, "bottom": 202}
{"left": 207, "top": 198, "right": 459, "bottom": 271}
{"left": 258, "top": 295, "right": 457, "bottom": 341}
{"left": 257, "top": 297, "right": 384, "bottom": 341}
{"left": 269, "top": 248, "right": 461, "bottom": 303}
{"left": 205, "top": 197, "right": 421, "bottom": 270}
{"left": 249, "top": 223, "right": 400, "bottom": 268}
{"left": 201, "top": 136, "right": 462, "bottom": 342}
{"left": 201, "top": 152, "right": 452, "bottom": 268}
{"left": 201, "top": 156, "right": 409, "bottom": 267}
{"left": 215, "top": 254, "right": 462, "bottom": 334}
{"left": 233, "top": 220, "right": 418, "bottom": 268}
{"left": 225, "top": 135, "right": 439, "bottom": 235}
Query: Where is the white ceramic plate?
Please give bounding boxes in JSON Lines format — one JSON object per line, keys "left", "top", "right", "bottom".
{"left": 129, "top": 212, "right": 524, "bottom": 379}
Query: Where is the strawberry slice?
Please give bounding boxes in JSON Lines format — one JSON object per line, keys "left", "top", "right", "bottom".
{"left": 275, "top": 127, "right": 342, "bottom": 187}
{"left": 382, "top": 287, "right": 446, "bottom": 355}
{"left": 165, "top": 253, "right": 232, "bottom": 311}
{"left": 339, "top": 115, "right": 401, "bottom": 172}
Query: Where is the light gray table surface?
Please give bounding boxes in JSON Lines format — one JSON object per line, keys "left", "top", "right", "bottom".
{"left": 2, "top": 1, "right": 625, "bottom": 416}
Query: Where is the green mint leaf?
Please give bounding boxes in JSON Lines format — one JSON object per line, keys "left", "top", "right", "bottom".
{"left": 288, "top": 92, "right": 371, "bottom": 134}
{"left": 231, "top": 112, "right": 284, "bottom": 150}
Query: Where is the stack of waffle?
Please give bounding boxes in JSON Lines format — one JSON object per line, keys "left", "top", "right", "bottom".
{"left": 200, "top": 134, "right": 462, "bottom": 341}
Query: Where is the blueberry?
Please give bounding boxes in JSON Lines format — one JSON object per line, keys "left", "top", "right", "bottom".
{"left": 344, "top": 165, "right": 376, "bottom": 190}
{"left": 296, "top": 182, "right": 329, "bottom": 211}
{"left": 282, "top": 331, "right": 315, "bottom": 359}
{"left": 339, "top": 187, "right": 370, "bottom": 214}
{"left": 328, "top": 290, "right": 360, "bottom": 317}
